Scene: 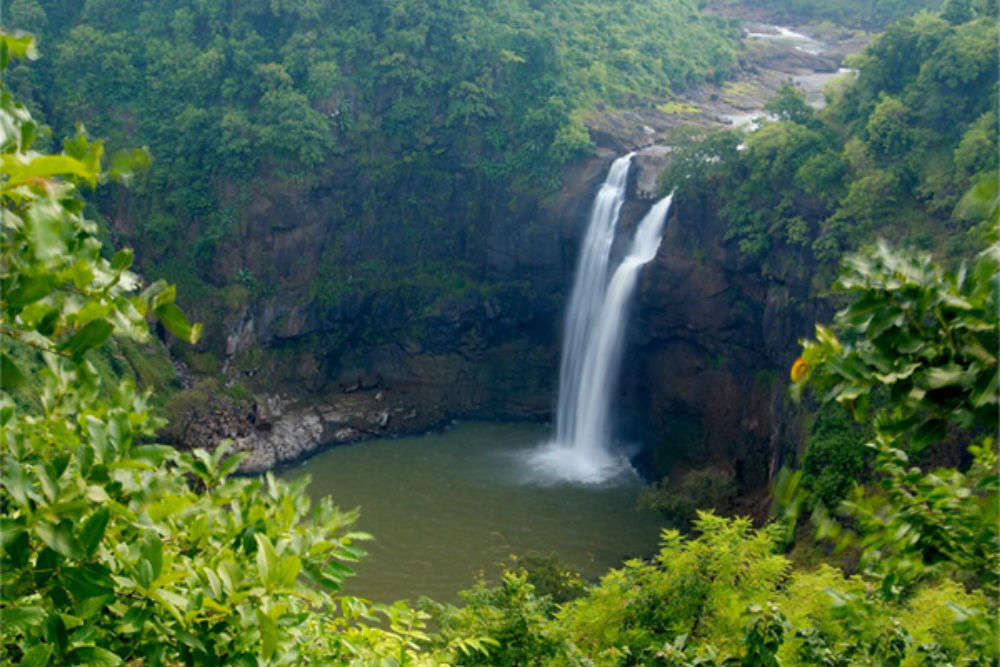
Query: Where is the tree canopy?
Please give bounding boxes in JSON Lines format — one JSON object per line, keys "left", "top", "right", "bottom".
{"left": 6, "top": 0, "right": 739, "bottom": 350}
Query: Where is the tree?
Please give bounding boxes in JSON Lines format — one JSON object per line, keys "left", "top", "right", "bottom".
{"left": 764, "top": 84, "right": 814, "bottom": 127}
{"left": 787, "top": 230, "right": 998, "bottom": 644}
{"left": 0, "top": 35, "right": 438, "bottom": 667}
{"left": 791, "top": 238, "right": 998, "bottom": 448}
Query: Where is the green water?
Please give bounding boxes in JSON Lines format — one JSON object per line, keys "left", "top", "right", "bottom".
{"left": 282, "top": 422, "right": 665, "bottom": 603}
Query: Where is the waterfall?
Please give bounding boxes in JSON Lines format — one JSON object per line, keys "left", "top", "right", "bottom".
{"left": 554, "top": 153, "right": 634, "bottom": 448}
{"left": 530, "top": 154, "right": 674, "bottom": 483}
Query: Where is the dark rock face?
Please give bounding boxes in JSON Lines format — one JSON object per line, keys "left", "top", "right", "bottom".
{"left": 170, "top": 149, "right": 623, "bottom": 470}
{"left": 620, "top": 193, "right": 826, "bottom": 505}
{"left": 180, "top": 145, "right": 820, "bottom": 496}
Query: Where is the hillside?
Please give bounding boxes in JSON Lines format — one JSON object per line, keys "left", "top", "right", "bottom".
{"left": 8, "top": 0, "right": 738, "bottom": 335}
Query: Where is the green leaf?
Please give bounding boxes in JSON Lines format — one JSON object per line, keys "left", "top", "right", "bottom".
{"left": 0, "top": 33, "right": 38, "bottom": 69}
{"left": 140, "top": 534, "right": 164, "bottom": 583}
{"left": 65, "top": 646, "right": 123, "bottom": 667}
{"left": 20, "top": 118, "right": 37, "bottom": 150}
{"left": 2, "top": 154, "right": 96, "bottom": 184}
{"left": 255, "top": 533, "right": 279, "bottom": 585}
{"left": 36, "top": 521, "right": 79, "bottom": 559}
{"left": 277, "top": 554, "right": 302, "bottom": 587}
{"left": 131, "top": 445, "right": 176, "bottom": 466}
{"left": 154, "top": 302, "right": 202, "bottom": 344}
{"left": 44, "top": 613, "right": 67, "bottom": 657}
{"left": 257, "top": 609, "right": 279, "bottom": 659}
{"left": 0, "top": 517, "right": 27, "bottom": 548}
{"left": 334, "top": 543, "right": 367, "bottom": 561}
{"left": 922, "top": 366, "right": 969, "bottom": 389}
{"left": 110, "top": 248, "right": 133, "bottom": 272}
{"left": 58, "top": 320, "right": 113, "bottom": 361}
{"left": 1, "top": 606, "right": 47, "bottom": 633}
{"left": 24, "top": 201, "right": 66, "bottom": 262}
{"left": 1, "top": 352, "right": 27, "bottom": 389}
{"left": 85, "top": 417, "right": 111, "bottom": 463}
{"left": 6, "top": 274, "right": 57, "bottom": 310}
{"left": 20, "top": 643, "right": 54, "bottom": 667}
{"left": 73, "top": 302, "right": 112, "bottom": 328}
{"left": 322, "top": 559, "right": 355, "bottom": 585}
{"left": 76, "top": 594, "right": 112, "bottom": 620}
{"left": 35, "top": 307, "right": 60, "bottom": 336}
{"left": 62, "top": 259, "right": 95, "bottom": 291}
{"left": 3, "top": 457, "right": 33, "bottom": 505}
{"left": 149, "top": 283, "right": 176, "bottom": 308}
{"left": 78, "top": 508, "right": 109, "bottom": 559}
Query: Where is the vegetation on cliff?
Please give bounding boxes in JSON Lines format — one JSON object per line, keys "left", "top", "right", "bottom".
{"left": 649, "top": 3, "right": 997, "bottom": 519}
{"left": 6, "top": 0, "right": 738, "bottom": 353}
{"left": 663, "top": 7, "right": 995, "bottom": 271}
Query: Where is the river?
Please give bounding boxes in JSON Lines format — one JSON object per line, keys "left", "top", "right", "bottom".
{"left": 281, "top": 422, "right": 664, "bottom": 603}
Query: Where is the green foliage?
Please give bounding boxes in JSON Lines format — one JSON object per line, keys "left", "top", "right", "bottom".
{"left": 556, "top": 514, "right": 789, "bottom": 663}
{"left": 784, "top": 233, "right": 998, "bottom": 657}
{"left": 793, "top": 239, "right": 998, "bottom": 448}
{"left": 715, "top": 0, "right": 946, "bottom": 29}
{"left": 431, "top": 571, "right": 564, "bottom": 666}
{"left": 764, "top": 85, "right": 816, "bottom": 127}
{"left": 800, "top": 404, "right": 872, "bottom": 510}
{"left": 506, "top": 553, "right": 587, "bottom": 605}
{"left": 436, "top": 508, "right": 995, "bottom": 665}
{"left": 640, "top": 467, "right": 737, "bottom": 529}
{"left": 8, "top": 0, "right": 738, "bottom": 343}
{"left": 664, "top": 11, "right": 998, "bottom": 272}
{"left": 0, "top": 48, "right": 198, "bottom": 387}
{"left": 0, "top": 42, "right": 441, "bottom": 666}
{"left": 826, "top": 439, "right": 999, "bottom": 599}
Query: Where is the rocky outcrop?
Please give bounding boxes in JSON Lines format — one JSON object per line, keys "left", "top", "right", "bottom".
{"left": 618, "top": 194, "right": 828, "bottom": 504}
{"left": 230, "top": 392, "right": 428, "bottom": 473}
{"left": 632, "top": 146, "right": 672, "bottom": 200}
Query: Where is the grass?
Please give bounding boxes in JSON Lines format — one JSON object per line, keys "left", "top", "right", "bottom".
{"left": 657, "top": 101, "right": 702, "bottom": 115}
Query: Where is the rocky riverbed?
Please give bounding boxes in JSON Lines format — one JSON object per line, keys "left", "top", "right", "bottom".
{"left": 582, "top": 16, "right": 868, "bottom": 145}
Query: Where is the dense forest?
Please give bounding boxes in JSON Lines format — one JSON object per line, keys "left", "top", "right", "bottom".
{"left": 1, "top": 0, "right": 998, "bottom": 665}
{"left": 6, "top": 0, "right": 738, "bottom": 351}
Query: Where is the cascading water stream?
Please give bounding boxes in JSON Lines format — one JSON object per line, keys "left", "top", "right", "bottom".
{"left": 567, "top": 193, "right": 674, "bottom": 471}
{"left": 530, "top": 153, "right": 674, "bottom": 483}
{"left": 554, "top": 153, "right": 634, "bottom": 448}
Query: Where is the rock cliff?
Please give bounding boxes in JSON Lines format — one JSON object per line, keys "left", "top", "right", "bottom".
{"left": 165, "top": 19, "right": 857, "bottom": 497}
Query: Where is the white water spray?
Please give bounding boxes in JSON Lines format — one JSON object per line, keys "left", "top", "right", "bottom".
{"left": 531, "top": 155, "right": 674, "bottom": 483}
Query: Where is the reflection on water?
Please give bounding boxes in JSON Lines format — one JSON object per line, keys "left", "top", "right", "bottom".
{"left": 281, "top": 422, "right": 664, "bottom": 603}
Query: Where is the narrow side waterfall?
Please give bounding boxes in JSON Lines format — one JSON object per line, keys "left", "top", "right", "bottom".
{"left": 530, "top": 154, "right": 674, "bottom": 483}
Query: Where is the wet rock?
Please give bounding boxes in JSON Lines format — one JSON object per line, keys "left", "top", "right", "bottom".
{"left": 333, "top": 427, "right": 361, "bottom": 442}
{"left": 369, "top": 410, "right": 389, "bottom": 428}
{"left": 225, "top": 309, "right": 255, "bottom": 357}
{"left": 633, "top": 145, "right": 672, "bottom": 200}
